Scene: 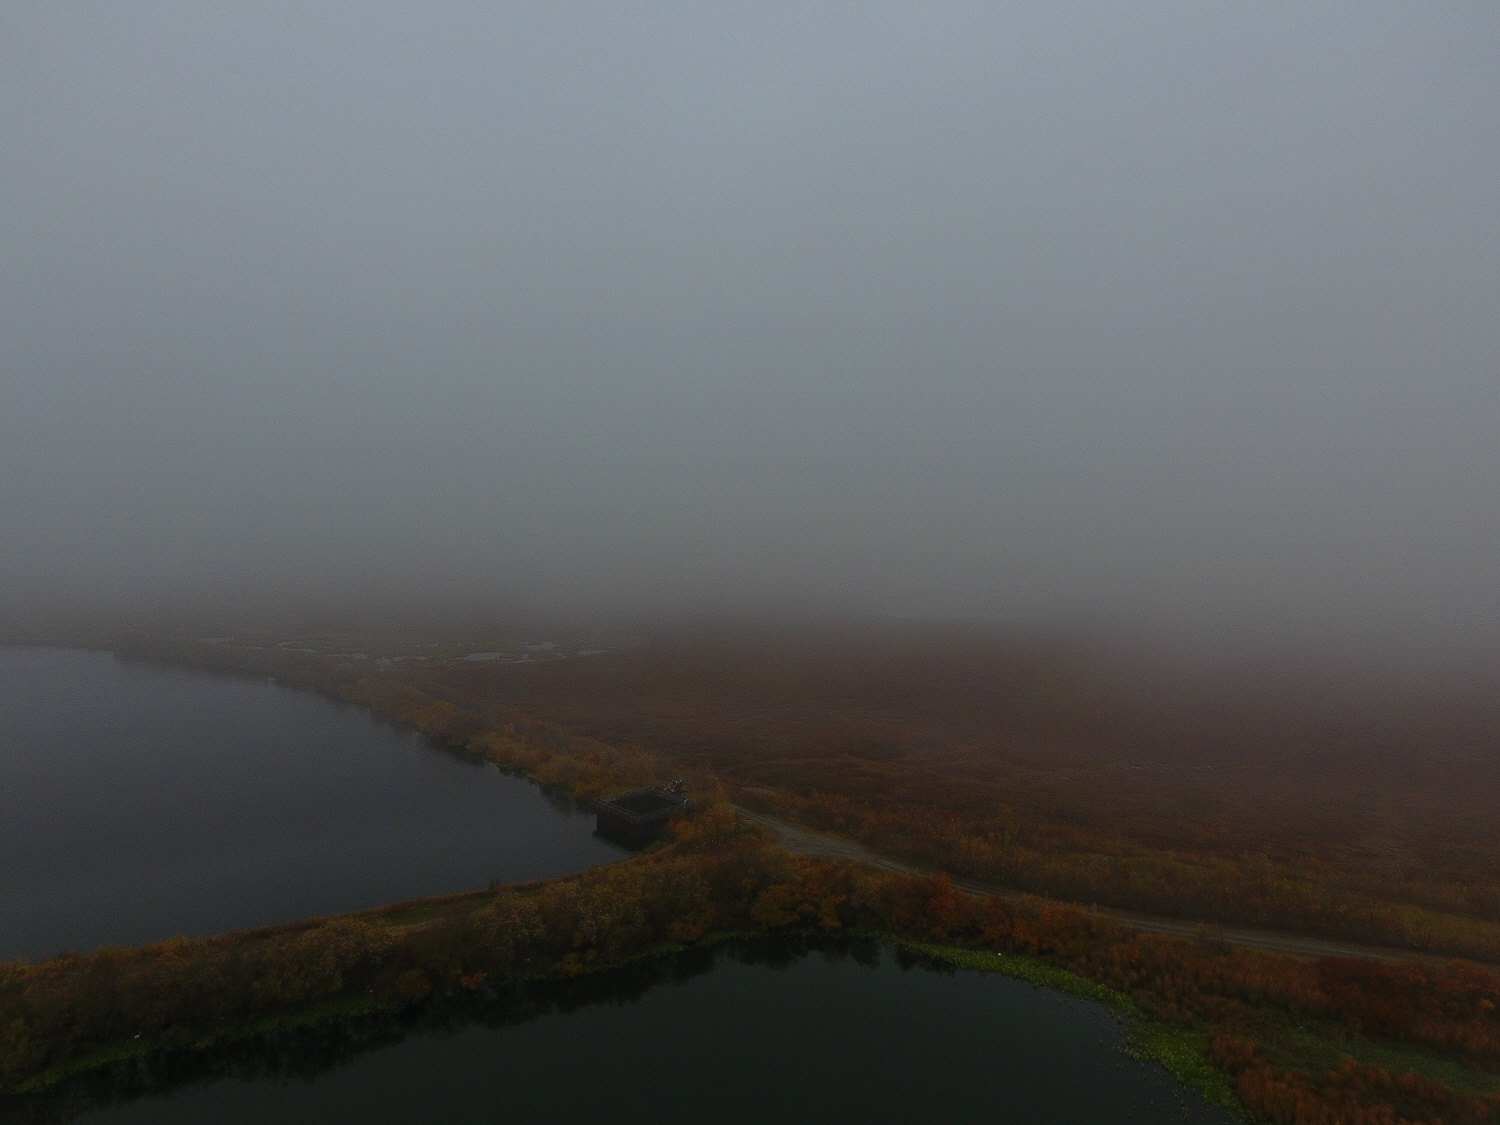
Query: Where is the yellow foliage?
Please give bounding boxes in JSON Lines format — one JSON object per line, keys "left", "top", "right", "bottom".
{"left": 750, "top": 885, "right": 801, "bottom": 929}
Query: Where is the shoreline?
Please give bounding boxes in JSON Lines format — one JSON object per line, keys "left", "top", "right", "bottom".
{"left": 2, "top": 929, "right": 1243, "bottom": 1121}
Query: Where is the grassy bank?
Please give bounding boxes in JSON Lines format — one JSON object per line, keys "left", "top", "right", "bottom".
{"left": 891, "top": 938, "right": 1244, "bottom": 1116}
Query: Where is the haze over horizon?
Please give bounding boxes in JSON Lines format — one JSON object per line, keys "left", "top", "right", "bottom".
{"left": 4, "top": 3, "right": 1498, "bottom": 641}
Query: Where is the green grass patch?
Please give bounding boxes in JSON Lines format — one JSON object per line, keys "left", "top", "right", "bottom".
{"left": 1270, "top": 1024, "right": 1500, "bottom": 1097}
{"left": 1125, "top": 1023, "right": 1244, "bottom": 1116}
{"left": 376, "top": 903, "right": 451, "bottom": 928}
{"left": 890, "top": 939, "right": 1136, "bottom": 1009}
{"left": 13, "top": 1038, "right": 156, "bottom": 1095}
{"left": 12, "top": 992, "right": 394, "bottom": 1096}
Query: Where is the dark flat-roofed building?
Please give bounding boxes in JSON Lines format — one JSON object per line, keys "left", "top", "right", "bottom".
{"left": 595, "top": 784, "right": 693, "bottom": 840}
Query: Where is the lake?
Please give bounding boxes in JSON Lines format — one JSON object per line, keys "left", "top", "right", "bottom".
{"left": 20, "top": 939, "right": 1235, "bottom": 1125}
{"left": 0, "top": 647, "right": 626, "bottom": 959}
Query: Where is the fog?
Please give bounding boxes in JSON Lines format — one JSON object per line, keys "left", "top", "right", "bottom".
{"left": 3, "top": 3, "right": 1498, "bottom": 639}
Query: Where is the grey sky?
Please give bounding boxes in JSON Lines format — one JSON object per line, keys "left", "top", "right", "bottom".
{"left": 3, "top": 2, "right": 1498, "bottom": 632}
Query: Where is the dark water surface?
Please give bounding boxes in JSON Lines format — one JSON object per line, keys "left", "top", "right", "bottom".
{"left": 0, "top": 647, "right": 626, "bottom": 959}
{"left": 37, "top": 942, "right": 1234, "bottom": 1125}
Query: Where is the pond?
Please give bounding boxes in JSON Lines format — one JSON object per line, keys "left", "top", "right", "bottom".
{"left": 14, "top": 939, "right": 1235, "bottom": 1125}
{"left": 0, "top": 647, "right": 627, "bottom": 960}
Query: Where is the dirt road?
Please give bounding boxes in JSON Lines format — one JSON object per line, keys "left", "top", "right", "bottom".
{"left": 733, "top": 806, "right": 1446, "bottom": 965}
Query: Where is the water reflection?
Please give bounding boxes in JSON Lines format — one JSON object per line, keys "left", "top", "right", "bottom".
{"left": 5, "top": 938, "right": 1236, "bottom": 1125}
